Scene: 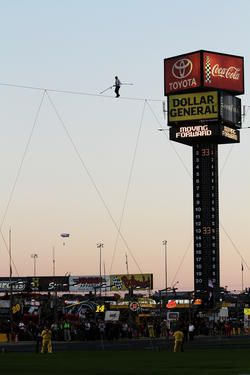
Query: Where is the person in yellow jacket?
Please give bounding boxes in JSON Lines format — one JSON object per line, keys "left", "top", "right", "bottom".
{"left": 40, "top": 326, "right": 53, "bottom": 354}
{"left": 173, "top": 329, "right": 184, "bottom": 352}
{"left": 147, "top": 321, "right": 155, "bottom": 338}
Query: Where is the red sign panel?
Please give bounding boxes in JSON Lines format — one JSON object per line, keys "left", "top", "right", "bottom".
{"left": 203, "top": 51, "right": 244, "bottom": 94}
{"left": 166, "top": 300, "right": 177, "bottom": 309}
{"left": 164, "top": 50, "right": 244, "bottom": 95}
{"left": 164, "top": 52, "right": 201, "bottom": 95}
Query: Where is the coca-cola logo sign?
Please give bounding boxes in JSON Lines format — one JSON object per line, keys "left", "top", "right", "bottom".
{"left": 211, "top": 64, "right": 240, "bottom": 80}
{"left": 172, "top": 59, "right": 193, "bottom": 79}
{"left": 203, "top": 52, "right": 244, "bottom": 93}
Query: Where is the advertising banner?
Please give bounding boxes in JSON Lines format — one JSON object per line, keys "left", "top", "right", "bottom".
{"left": 244, "top": 308, "right": 250, "bottom": 316}
{"left": 167, "top": 311, "right": 179, "bottom": 320}
{"left": 110, "top": 273, "right": 153, "bottom": 291}
{"left": 170, "top": 124, "right": 240, "bottom": 145}
{"left": 168, "top": 91, "right": 241, "bottom": 127}
{"left": 0, "top": 276, "right": 69, "bottom": 292}
{"left": 219, "top": 307, "right": 229, "bottom": 318}
{"left": 203, "top": 51, "right": 244, "bottom": 94}
{"left": 164, "top": 51, "right": 201, "bottom": 95}
{"left": 0, "top": 273, "right": 154, "bottom": 293}
{"left": 168, "top": 91, "right": 219, "bottom": 124}
{"left": 164, "top": 50, "right": 244, "bottom": 95}
{"left": 104, "top": 310, "right": 120, "bottom": 321}
{"left": 69, "top": 275, "right": 111, "bottom": 293}
{"left": 28, "top": 276, "right": 69, "bottom": 292}
{"left": 0, "top": 300, "right": 10, "bottom": 308}
{"left": 0, "top": 277, "right": 28, "bottom": 292}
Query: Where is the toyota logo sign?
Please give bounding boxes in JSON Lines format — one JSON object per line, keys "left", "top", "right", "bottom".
{"left": 164, "top": 51, "right": 201, "bottom": 95}
{"left": 172, "top": 58, "right": 193, "bottom": 79}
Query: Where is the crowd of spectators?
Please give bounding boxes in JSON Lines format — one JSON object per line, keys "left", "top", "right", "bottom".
{"left": 0, "top": 315, "right": 246, "bottom": 343}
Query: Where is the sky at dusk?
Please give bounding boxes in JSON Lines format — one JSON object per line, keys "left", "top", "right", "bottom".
{"left": 0, "top": 0, "right": 249, "bottom": 292}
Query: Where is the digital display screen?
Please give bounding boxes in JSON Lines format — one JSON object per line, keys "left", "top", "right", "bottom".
{"left": 169, "top": 124, "right": 240, "bottom": 145}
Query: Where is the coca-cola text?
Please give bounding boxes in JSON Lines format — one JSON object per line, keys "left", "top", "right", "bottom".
{"left": 211, "top": 64, "right": 240, "bottom": 80}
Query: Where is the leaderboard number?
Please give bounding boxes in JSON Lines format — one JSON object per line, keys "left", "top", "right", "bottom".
{"left": 202, "top": 226, "right": 211, "bottom": 235}
{"left": 201, "top": 148, "right": 214, "bottom": 156}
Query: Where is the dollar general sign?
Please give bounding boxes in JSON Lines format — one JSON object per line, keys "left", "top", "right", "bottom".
{"left": 168, "top": 91, "right": 218, "bottom": 124}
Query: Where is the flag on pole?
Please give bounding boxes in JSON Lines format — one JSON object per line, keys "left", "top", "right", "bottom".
{"left": 241, "top": 262, "right": 244, "bottom": 272}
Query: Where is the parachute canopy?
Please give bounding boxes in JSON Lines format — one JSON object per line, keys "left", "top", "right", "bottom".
{"left": 61, "top": 233, "right": 70, "bottom": 238}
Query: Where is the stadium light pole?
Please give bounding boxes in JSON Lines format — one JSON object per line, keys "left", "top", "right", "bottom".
{"left": 162, "top": 240, "right": 168, "bottom": 291}
{"left": 31, "top": 253, "right": 38, "bottom": 277}
{"left": 9, "top": 228, "right": 14, "bottom": 341}
{"left": 97, "top": 243, "right": 104, "bottom": 297}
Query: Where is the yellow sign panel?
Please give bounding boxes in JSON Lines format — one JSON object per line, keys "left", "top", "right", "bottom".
{"left": 168, "top": 91, "right": 218, "bottom": 123}
{"left": 244, "top": 308, "right": 250, "bottom": 315}
{"left": 110, "top": 273, "right": 153, "bottom": 291}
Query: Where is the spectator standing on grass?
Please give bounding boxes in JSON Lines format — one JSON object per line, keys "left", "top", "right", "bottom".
{"left": 121, "top": 321, "right": 128, "bottom": 338}
{"left": 84, "top": 320, "right": 91, "bottom": 340}
{"left": 51, "top": 321, "right": 59, "bottom": 340}
{"left": 173, "top": 328, "right": 184, "bottom": 352}
{"left": 18, "top": 321, "right": 26, "bottom": 341}
{"left": 161, "top": 319, "right": 169, "bottom": 337}
{"left": 188, "top": 322, "right": 195, "bottom": 341}
{"left": 40, "top": 326, "right": 53, "bottom": 354}
{"left": 35, "top": 324, "right": 42, "bottom": 354}
{"left": 224, "top": 320, "right": 232, "bottom": 337}
{"left": 63, "top": 319, "right": 71, "bottom": 342}
{"left": 147, "top": 320, "right": 155, "bottom": 338}
{"left": 98, "top": 320, "right": 106, "bottom": 340}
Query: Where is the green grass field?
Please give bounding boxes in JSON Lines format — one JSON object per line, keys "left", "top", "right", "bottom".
{"left": 1, "top": 349, "right": 250, "bottom": 375}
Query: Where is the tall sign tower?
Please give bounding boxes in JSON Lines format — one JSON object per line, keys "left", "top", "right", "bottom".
{"left": 164, "top": 50, "right": 244, "bottom": 305}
